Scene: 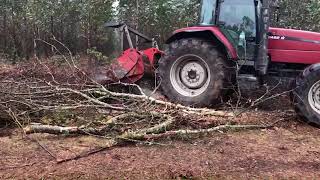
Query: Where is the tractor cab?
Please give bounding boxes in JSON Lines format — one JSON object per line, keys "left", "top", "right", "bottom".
{"left": 199, "top": 0, "right": 270, "bottom": 76}
{"left": 200, "top": 0, "right": 258, "bottom": 48}
{"left": 159, "top": 0, "right": 274, "bottom": 106}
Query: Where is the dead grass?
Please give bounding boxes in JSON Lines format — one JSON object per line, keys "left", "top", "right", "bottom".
{"left": 1, "top": 108, "right": 320, "bottom": 179}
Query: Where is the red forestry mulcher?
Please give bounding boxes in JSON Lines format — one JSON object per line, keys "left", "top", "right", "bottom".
{"left": 101, "top": 0, "right": 320, "bottom": 126}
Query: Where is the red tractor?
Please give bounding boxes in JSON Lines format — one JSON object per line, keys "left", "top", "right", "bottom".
{"left": 156, "top": 0, "right": 320, "bottom": 125}
{"left": 102, "top": 0, "right": 320, "bottom": 126}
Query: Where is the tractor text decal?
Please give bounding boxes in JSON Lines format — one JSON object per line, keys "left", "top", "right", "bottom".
{"left": 269, "top": 35, "right": 320, "bottom": 44}
{"left": 268, "top": 35, "right": 285, "bottom": 40}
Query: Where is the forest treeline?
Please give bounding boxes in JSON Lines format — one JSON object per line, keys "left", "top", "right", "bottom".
{"left": 0, "top": 0, "right": 319, "bottom": 62}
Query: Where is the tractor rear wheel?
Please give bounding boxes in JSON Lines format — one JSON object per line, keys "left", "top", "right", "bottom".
{"left": 294, "top": 68, "right": 320, "bottom": 125}
{"left": 157, "top": 38, "right": 233, "bottom": 107}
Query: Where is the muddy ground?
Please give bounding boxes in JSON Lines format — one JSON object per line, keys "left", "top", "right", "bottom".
{"left": 1, "top": 94, "right": 320, "bottom": 179}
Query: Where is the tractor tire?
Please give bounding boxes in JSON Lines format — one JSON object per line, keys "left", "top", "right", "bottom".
{"left": 157, "top": 38, "right": 233, "bottom": 107}
{"left": 293, "top": 68, "right": 320, "bottom": 125}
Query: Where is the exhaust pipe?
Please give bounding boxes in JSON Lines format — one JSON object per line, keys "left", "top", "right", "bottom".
{"left": 254, "top": 0, "right": 270, "bottom": 77}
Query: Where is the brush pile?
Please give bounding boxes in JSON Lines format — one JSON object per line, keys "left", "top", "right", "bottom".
{"left": 0, "top": 58, "right": 275, "bottom": 150}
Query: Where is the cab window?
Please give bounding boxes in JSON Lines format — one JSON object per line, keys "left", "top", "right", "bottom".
{"left": 219, "top": 0, "right": 256, "bottom": 38}
{"left": 199, "top": 0, "right": 217, "bottom": 25}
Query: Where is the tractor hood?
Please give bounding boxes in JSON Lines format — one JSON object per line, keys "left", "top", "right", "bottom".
{"left": 269, "top": 27, "right": 320, "bottom": 51}
{"left": 268, "top": 27, "right": 320, "bottom": 64}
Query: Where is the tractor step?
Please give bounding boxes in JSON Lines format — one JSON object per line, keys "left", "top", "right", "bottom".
{"left": 237, "top": 74, "right": 259, "bottom": 90}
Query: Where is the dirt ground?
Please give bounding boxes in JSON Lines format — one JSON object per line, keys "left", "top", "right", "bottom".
{"left": 1, "top": 96, "right": 320, "bottom": 179}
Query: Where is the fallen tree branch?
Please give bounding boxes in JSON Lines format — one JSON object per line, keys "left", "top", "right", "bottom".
{"left": 94, "top": 89, "right": 234, "bottom": 117}
{"left": 24, "top": 116, "right": 287, "bottom": 164}
{"left": 26, "top": 135, "right": 57, "bottom": 160}
{"left": 144, "top": 124, "right": 270, "bottom": 140}
{"left": 24, "top": 112, "right": 174, "bottom": 136}
{"left": 51, "top": 122, "right": 277, "bottom": 164}
{"left": 56, "top": 87, "right": 126, "bottom": 111}
{"left": 57, "top": 139, "right": 120, "bottom": 164}
{"left": 25, "top": 124, "right": 83, "bottom": 135}
{"left": 24, "top": 124, "right": 114, "bottom": 136}
{"left": 119, "top": 114, "right": 175, "bottom": 140}
{"left": 55, "top": 116, "right": 174, "bottom": 164}
{"left": 144, "top": 118, "right": 288, "bottom": 140}
{"left": 25, "top": 117, "right": 284, "bottom": 138}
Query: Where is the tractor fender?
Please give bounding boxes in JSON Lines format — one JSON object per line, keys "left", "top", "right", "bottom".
{"left": 166, "top": 27, "right": 237, "bottom": 60}
{"left": 294, "top": 63, "right": 320, "bottom": 88}
{"left": 301, "top": 63, "right": 320, "bottom": 79}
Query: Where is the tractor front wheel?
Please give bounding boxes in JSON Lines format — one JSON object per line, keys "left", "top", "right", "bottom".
{"left": 158, "top": 38, "right": 233, "bottom": 107}
{"left": 294, "top": 67, "right": 320, "bottom": 125}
